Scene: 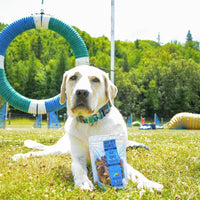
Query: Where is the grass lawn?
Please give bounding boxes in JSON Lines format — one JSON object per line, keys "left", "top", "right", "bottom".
{"left": 0, "top": 119, "right": 199, "bottom": 199}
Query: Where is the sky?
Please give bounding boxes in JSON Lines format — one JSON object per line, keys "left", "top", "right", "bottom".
{"left": 0, "top": 0, "right": 199, "bottom": 44}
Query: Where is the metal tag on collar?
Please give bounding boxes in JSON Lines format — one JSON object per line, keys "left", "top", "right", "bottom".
{"left": 102, "top": 102, "right": 110, "bottom": 116}
{"left": 98, "top": 110, "right": 103, "bottom": 119}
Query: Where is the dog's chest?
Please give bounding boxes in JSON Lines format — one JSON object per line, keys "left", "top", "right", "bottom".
{"left": 73, "top": 122, "right": 126, "bottom": 144}
{"left": 74, "top": 122, "right": 106, "bottom": 142}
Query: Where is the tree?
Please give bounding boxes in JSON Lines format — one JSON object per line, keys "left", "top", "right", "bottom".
{"left": 24, "top": 53, "right": 40, "bottom": 98}
{"left": 0, "top": 23, "right": 6, "bottom": 32}
{"left": 53, "top": 48, "right": 71, "bottom": 92}
{"left": 94, "top": 52, "right": 110, "bottom": 70}
{"left": 31, "top": 35, "right": 43, "bottom": 60}
{"left": 115, "top": 67, "right": 140, "bottom": 116}
{"left": 186, "top": 30, "right": 193, "bottom": 42}
{"left": 144, "top": 79, "right": 160, "bottom": 115}
{"left": 135, "top": 39, "right": 140, "bottom": 49}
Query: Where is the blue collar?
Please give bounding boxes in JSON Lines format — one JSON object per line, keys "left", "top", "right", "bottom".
{"left": 76, "top": 102, "right": 111, "bottom": 124}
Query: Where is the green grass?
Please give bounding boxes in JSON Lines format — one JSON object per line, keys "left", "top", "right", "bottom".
{"left": 0, "top": 120, "right": 199, "bottom": 199}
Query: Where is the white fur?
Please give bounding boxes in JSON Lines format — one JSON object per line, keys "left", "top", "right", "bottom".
{"left": 12, "top": 65, "right": 163, "bottom": 191}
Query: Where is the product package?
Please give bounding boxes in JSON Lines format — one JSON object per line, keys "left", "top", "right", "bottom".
{"left": 89, "top": 134, "right": 128, "bottom": 188}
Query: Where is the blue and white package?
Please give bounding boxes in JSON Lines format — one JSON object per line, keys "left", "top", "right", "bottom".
{"left": 89, "top": 134, "right": 128, "bottom": 188}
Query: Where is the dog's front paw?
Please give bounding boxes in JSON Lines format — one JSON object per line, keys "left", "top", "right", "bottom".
{"left": 12, "top": 152, "right": 33, "bottom": 161}
{"left": 75, "top": 177, "right": 94, "bottom": 191}
{"left": 12, "top": 153, "right": 27, "bottom": 161}
{"left": 137, "top": 179, "right": 163, "bottom": 192}
{"left": 127, "top": 164, "right": 163, "bottom": 192}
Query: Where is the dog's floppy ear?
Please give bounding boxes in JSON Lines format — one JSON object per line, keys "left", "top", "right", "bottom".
{"left": 60, "top": 72, "right": 68, "bottom": 105}
{"left": 104, "top": 74, "right": 118, "bottom": 105}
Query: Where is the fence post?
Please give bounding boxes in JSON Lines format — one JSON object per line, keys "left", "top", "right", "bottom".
{"left": 8, "top": 112, "right": 11, "bottom": 125}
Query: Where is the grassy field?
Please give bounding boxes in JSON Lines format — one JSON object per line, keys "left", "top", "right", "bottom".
{"left": 0, "top": 119, "right": 199, "bottom": 199}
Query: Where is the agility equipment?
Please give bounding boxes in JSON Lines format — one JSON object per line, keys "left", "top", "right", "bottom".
{"left": 126, "top": 114, "right": 132, "bottom": 127}
{"left": 48, "top": 112, "right": 62, "bottom": 129}
{"left": 141, "top": 117, "right": 145, "bottom": 125}
{"left": 132, "top": 121, "right": 141, "bottom": 126}
{"left": 0, "top": 14, "right": 89, "bottom": 114}
{"left": 0, "top": 102, "right": 7, "bottom": 128}
{"left": 33, "top": 114, "right": 42, "bottom": 128}
{"left": 154, "top": 113, "right": 164, "bottom": 129}
{"left": 168, "top": 112, "right": 200, "bottom": 129}
{"left": 139, "top": 124, "right": 151, "bottom": 130}
{"left": 139, "top": 116, "right": 151, "bottom": 130}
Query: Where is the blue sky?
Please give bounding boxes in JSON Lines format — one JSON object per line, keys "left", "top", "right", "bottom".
{"left": 0, "top": 0, "right": 199, "bottom": 44}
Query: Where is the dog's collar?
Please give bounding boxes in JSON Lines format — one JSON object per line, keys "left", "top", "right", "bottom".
{"left": 76, "top": 102, "right": 111, "bottom": 124}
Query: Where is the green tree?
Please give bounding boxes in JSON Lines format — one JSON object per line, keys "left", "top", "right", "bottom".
{"left": 31, "top": 35, "right": 43, "bottom": 60}
{"left": 53, "top": 48, "right": 71, "bottom": 93}
{"left": 0, "top": 23, "right": 6, "bottom": 32}
{"left": 95, "top": 52, "right": 110, "bottom": 70}
{"left": 186, "top": 30, "right": 192, "bottom": 42}
{"left": 115, "top": 67, "right": 140, "bottom": 116}
{"left": 135, "top": 39, "right": 140, "bottom": 49}
{"left": 34, "top": 67, "right": 47, "bottom": 98}
{"left": 144, "top": 79, "right": 160, "bottom": 115}
{"left": 24, "top": 53, "right": 41, "bottom": 98}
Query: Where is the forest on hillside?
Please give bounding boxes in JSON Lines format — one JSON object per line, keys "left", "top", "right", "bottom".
{"left": 1, "top": 22, "right": 200, "bottom": 120}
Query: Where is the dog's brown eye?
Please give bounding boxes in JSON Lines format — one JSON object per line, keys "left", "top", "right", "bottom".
{"left": 70, "top": 75, "right": 77, "bottom": 81}
{"left": 92, "top": 77, "right": 100, "bottom": 83}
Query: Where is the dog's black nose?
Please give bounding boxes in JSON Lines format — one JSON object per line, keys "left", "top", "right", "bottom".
{"left": 76, "top": 90, "right": 89, "bottom": 98}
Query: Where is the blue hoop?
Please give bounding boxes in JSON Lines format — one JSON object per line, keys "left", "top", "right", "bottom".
{"left": 0, "top": 15, "right": 89, "bottom": 114}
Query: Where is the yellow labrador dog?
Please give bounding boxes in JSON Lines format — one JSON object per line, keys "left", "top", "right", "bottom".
{"left": 13, "top": 65, "right": 163, "bottom": 191}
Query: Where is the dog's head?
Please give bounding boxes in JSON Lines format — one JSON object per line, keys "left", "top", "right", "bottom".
{"left": 60, "top": 65, "right": 117, "bottom": 118}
